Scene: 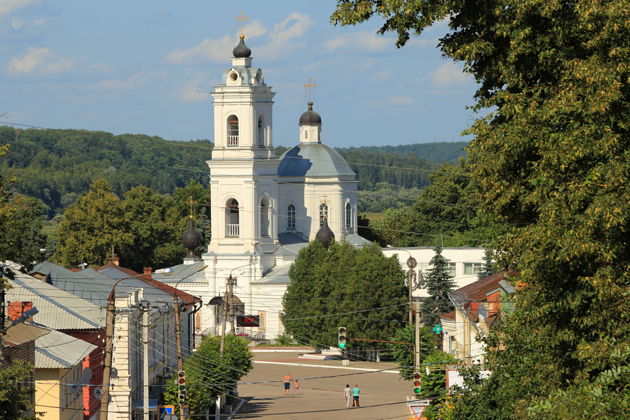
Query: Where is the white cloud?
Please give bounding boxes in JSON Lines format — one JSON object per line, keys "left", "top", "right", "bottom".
{"left": 431, "top": 62, "right": 470, "bottom": 87}
{"left": 8, "top": 47, "right": 75, "bottom": 74}
{"left": 164, "top": 13, "right": 313, "bottom": 64}
{"left": 90, "top": 70, "right": 160, "bottom": 91}
{"left": 177, "top": 74, "right": 215, "bottom": 103}
{"left": 0, "top": 0, "right": 39, "bottom": 15}
{"left": 10, "top": 16, "right": 45, "bottom": 29}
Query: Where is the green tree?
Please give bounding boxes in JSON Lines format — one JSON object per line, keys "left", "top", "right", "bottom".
{"left": 0, "top": 360, "right": 38, "bottom": 420}
{"left": 332, "top": 0, "right": 629, "bottom": 417}
{"left": 282, "top": 241, "right": 407, "bottom": 352}
{"left": 120, "top": 186, "right": 184, "bottom": 272}
{"left": 389, "top": 325, "right": 436, "bottom": 380}
{"left": 54, "top": 179, "right": 133, "bottom": 267}
{"left": 477, "top": 248, "right": 495, "bottom": 280}
{"left": 163, "top": 335, "right": 252, "bottom": 415}
{"left": 419, "top": 350, "right": 458, "bottom": 420}
{"left": 0, "top": 145, "right": 46, "bottom": 268}
{"left": 422, "top": 246, "right": 455, "bottom": 328}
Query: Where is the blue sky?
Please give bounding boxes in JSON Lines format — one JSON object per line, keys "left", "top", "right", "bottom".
{"left": 1, "top": 0, "right": 480, "bottom": 148}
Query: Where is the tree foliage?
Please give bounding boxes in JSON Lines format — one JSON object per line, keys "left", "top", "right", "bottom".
{"left": 0, "top": 145, "right": 46, "bottom": 268}
{"left": 164, "top": 335, "right": 253, "bottom": 415}
{"left": 422, "top": 246, "right": 456, "bottom": 327}
{"left": 389, "top": 325, "right": 437, "bottom": 380}
{"left": 54, "top": 179, "right": 210, "bottom": 270}
{"left": 332, "top": 0, "right": 629, "bottom": 417}
{"left": 0, "top": 360, "right": 38, "bottom": 420}
{"left": 282, "top": 241, "right": 407, "bottom": 350}
{"left": 419, "top": 350, "right": 458, "bottom": 420}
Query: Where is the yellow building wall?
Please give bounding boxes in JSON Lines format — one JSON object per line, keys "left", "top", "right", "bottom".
{"left": 36, "top": 366, "right": 84, "bottom": 420}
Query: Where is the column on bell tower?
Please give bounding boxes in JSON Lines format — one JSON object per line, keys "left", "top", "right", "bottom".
{"left": 206, "top": 34, "right": 281, "bottom": 255}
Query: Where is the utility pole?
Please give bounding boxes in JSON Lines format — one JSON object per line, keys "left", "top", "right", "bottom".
{"left": 0, "top": 286, "right": 5, "bottom": 366}
{"left": 173, "top": 294, "right": 186, "bottom": 420}
{"left": 220, "top": 275, "right": 236, "bottom": 354}
{"left": 406, "top": 256, "right": 417, "bottom": 325}
{"left": 414, "top": 301, "right": 421, "bottom": 373}
{"left": 142, "top": 304, "right": 150, "bottom": 420}
{"left": 100, "top": 290, "right": 116, "bottom": 420}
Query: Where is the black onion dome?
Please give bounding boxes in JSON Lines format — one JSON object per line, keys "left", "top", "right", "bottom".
{"left": 315, "top": 218, "right": 335, "bottom": 248}
{"left": 299, "top": 102, "right": 322, "bottom": 125}
{"left": 182, "top": 217, "right": 202, "bottom": 257}
{"left": 233, "top": 34, "right": 251, "bottom": 58}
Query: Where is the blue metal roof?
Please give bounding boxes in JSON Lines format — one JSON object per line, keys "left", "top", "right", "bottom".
{"left": 277, "top": 143, "right": 356, "bottom": 178}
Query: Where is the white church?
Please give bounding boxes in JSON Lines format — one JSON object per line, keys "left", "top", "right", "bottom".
{"left": 153, "top": 35, "right": 485, "bottom": 341}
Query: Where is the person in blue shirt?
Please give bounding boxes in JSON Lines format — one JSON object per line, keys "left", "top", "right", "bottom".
{"left": 352, "top": 384, "right": 360, "bottom": 407}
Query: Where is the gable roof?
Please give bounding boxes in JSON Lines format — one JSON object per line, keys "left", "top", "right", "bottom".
{"left": 35, "top": 328, "right": 97, "bottom": 369}
{"left": 7, "top": 272, "right": 104, "bottom": 330}
{"left": 450, "top": 271, "right": 516, "bottom": 303}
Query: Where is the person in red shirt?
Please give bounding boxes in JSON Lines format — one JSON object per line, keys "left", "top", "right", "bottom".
{"left": 283, "top": 373, "right": 292, "bottom": 395}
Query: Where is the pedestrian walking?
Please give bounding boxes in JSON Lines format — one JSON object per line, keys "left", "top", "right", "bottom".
{"left": 352, "top": 384, "right": 360, "bottom": 407}
{"left": 343, "top": 384, "right": 352, "bottom": 407}
{"left": 293, "top": 379, "right": 301, "bottom": 394}
{"left": 282, "top": 373, "right": 293, "bottom": 395}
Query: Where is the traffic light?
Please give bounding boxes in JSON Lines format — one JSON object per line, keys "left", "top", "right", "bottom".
{"left": 177, "top": 370, "right": 187, "bottom": 405}
{"left": 337, "top": 327, "right": 347, "bottom": 349}
{"left": 413, "top": 371, "right": 421, "bottom": 395}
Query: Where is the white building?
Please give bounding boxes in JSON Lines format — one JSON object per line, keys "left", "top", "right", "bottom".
{"left": 156, "top": 35, "right": 486, "bottom": 340}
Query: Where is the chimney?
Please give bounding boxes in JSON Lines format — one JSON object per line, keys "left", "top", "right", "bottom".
{"left": 143, "top": 267, "right": 152, "bottom": 275}
{"left": 8, "top": 301, "right": 33, "bottom": 321}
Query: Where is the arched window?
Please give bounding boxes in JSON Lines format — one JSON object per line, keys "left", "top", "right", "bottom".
{"left": 227, "top": 115, "right": 239, "bottom": 147}
{"left": 319, "top": 203, "right": 328, "bottom": 227}
{"left": 260, "top": 197, "right": 270, "bottom": 237}
{"left": 226, "top": 199, "right": 239, "bottom": 237}
{"left": 257, "top": 115, "right": 264, "bottom": 147}
{"left": 345, "top": 202, "right": 352, "bottom": 229}
{"left": 287, "top": 204, "right": 296, "bottom": 230}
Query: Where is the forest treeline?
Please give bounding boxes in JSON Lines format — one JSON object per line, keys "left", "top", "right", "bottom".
{"left": 0, "top": 126, "right": 461, "bottom": 216}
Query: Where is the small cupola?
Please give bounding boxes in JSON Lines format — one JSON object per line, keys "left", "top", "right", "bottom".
{"left": 233, "top": 34, "right": 251, "bottom": 58}
{"left": 182, "top": 216, "right": 202, "bottom": 259}
{"left": 299, "top": 101, "right": 322, "bottom": 144}
{"left": 315, "top": 218, "right": 335, "bottom": 248}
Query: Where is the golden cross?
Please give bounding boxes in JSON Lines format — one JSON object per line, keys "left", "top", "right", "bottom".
{"left": 187, "top": 196, "right": 197, "bottom": 219}
{"left": 304, "top": 77, "right": 317, "bottom": 102}
{"left": 235, "top": 11, "right": 249, "bottom": 36}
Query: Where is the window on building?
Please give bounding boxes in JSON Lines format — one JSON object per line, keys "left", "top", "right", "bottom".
{"left": 226, "top": 199, "right": 239, "bottom": 237}
{"left": 448, "top": 262, "right": 456, "bottom": 277}
{"left": 227, "top": 115, "right": 239, "bottom": 146}
{"left": 345, "top": 202, "right": 352, "bottom": 229}
{"left": 260, "top": 197, "right": 270, "bottom": 237}
{"left": 287, "top": 204, "right": 296, "bottom": 230}
{"left": 257, "top": 115, "right": 264, "bottom": 147}
{"left": 319, "top": 203, "right": 328, "bottom": 226}
{"left": 464, "top": 262, "right": 484, "bottom": 275}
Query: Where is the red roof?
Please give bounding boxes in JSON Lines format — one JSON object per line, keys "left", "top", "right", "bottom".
{"left": 97, "top": 262, "right": 201, "bottom": 306}
{"left": 440, "top": 310, "right": 456, "bottom": 320}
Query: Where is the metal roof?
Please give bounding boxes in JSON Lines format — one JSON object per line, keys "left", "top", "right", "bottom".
{"left": 152, "top": 260, "right": 206, "bottom": 284}
{"left": 35, "top": 328, "right": 96, "bottom": 369}
{"left": 278, "top": 143, "right": 356, "bottom": 178}
{"left": 251, "top": 264, "right": 292, "bottom": 285}
{"left": 7, "top": 272, "right": 104, "bottom": 330}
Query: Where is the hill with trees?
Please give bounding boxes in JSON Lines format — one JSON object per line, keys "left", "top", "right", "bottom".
{"left": 0, "top": 126, "right": 454, "bottom": 216}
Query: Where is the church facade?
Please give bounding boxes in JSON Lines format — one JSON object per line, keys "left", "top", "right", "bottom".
{"left": 154, "top": 35, "right": 485, "bottom": 342}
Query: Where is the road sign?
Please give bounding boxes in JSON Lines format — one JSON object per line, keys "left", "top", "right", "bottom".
{"left": 432, "top": 324, "right": 443, "bottom": 334}
{"left": 237, "top": 315, "right": 260, "bottom": 327}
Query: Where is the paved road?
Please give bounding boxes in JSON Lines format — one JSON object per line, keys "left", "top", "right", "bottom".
{"left": 234, "top": 352, "right": 412, "bottom": 420}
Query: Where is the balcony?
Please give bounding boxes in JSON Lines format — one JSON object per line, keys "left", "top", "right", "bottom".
{"left": 226, "top": 224, "right": 240, "bottom": 237}
{"left": 227, "top": 135, "right": 239, "bottom": 147}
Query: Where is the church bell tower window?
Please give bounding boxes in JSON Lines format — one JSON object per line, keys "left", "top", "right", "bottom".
{"left": 257, "top": 115, "right": 264, "bottom": 147}
{"left": 226, "top": 199, "right": 240, "bottom": 237}
{"left": 345, "top": 202, "right": 352, "bottom": 229}
{"left": 260, "top": 197, "right": 271, "bottom": 237}
{"left": 319, "top": 203, "right": 328, "bottom": 227}
{"left": 287, "top": 204, "right": 296, "bottom": 230}
{"left": 227, "top": 115, "right": 239, "bottom": 147}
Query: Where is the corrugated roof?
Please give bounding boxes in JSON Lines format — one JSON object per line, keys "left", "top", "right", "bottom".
{"left": 4, "top": 322, "right": 49, "bottom": 346}
{"left": 35, "top": 328, "right": 96, "bottom": 369}
{"left": 152, "top": 260, "right": 206, "bottom": 284}
{"left": 7, "top": 272, "right": 104, "bottom": 330}
{"left": 252, "top": 264, "right": 292, "bottom": 285}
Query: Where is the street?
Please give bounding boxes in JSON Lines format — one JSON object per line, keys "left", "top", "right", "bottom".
{"left": 234, "top": 351, "right": 412, "bottom": 420}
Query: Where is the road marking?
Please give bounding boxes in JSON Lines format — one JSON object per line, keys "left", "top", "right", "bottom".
{"left": 253, "top": 360, "right": 399, "bottom": 374}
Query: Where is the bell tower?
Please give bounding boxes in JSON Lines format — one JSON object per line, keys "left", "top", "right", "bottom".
{"left": 206, "top": 34, "right": 280, "bottom": 255}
